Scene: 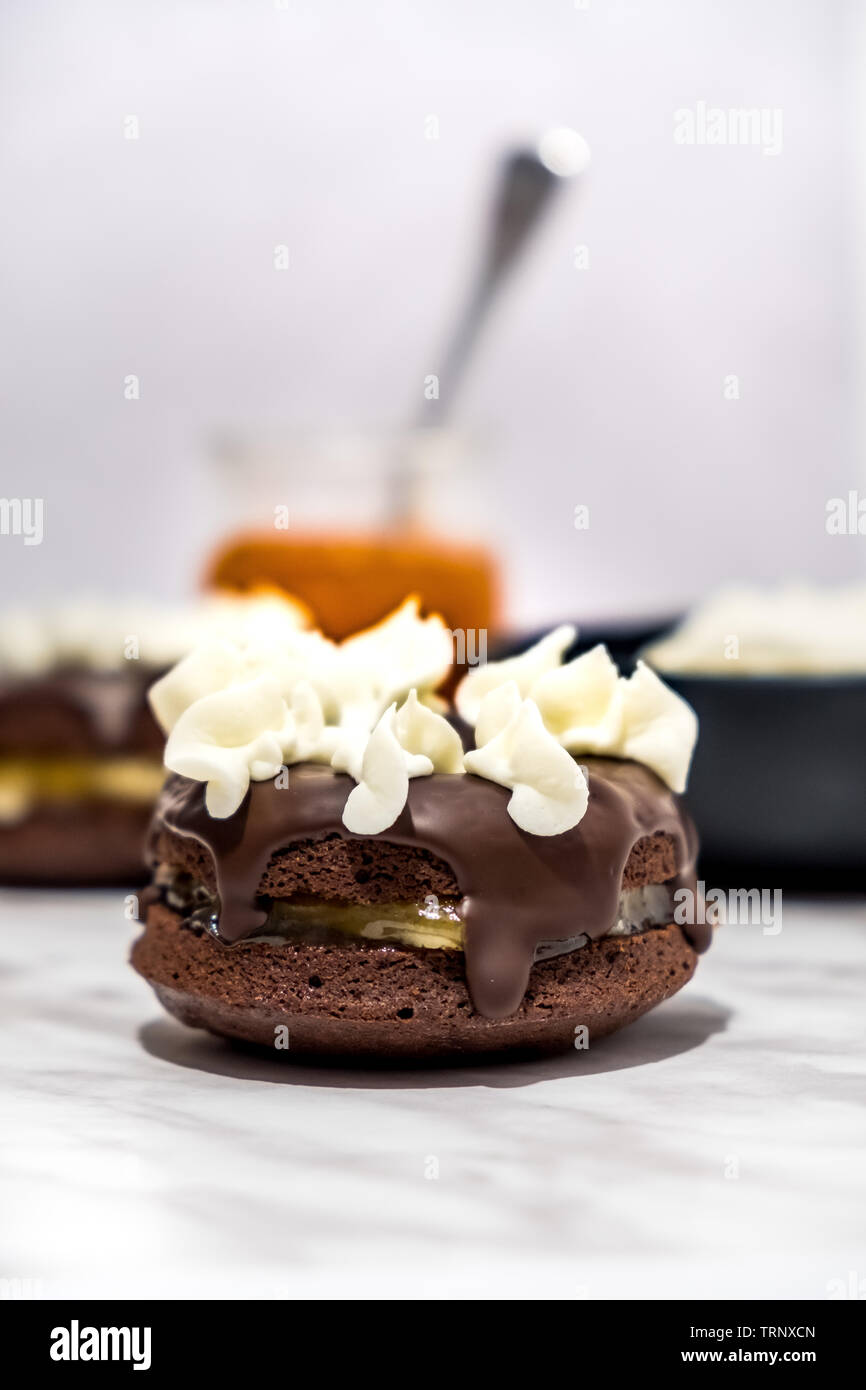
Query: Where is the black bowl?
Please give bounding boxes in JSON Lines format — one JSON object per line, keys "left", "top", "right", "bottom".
{"left": 492, "top": 622, "right": 866, "bottom": 883}
{"left": 662, "top": 671, "right": 866, "bottom": 881}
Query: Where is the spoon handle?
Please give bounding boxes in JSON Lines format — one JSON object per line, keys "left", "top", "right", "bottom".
{"left": 419, "top": 150, "right": 560, "bottom": 428}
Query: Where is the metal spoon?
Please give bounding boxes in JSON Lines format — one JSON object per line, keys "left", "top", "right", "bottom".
{"left": 389, "top": 127, "right": 590, "bottom": 520}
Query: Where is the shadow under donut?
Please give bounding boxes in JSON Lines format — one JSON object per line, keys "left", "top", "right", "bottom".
{"left": 138, "top": 993, "right": 731, "bottom": 1091}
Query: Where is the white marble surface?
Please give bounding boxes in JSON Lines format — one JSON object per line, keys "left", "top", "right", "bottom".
{"left": 1, "top": 888, "right": 865, "bottom": 1301}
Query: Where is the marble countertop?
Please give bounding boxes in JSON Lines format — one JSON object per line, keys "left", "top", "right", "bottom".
{"left": 1, "top": 888, "right": 864, "bottom": 1301}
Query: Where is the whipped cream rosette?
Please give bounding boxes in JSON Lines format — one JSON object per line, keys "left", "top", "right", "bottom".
{"left": 151, "top": 600, "right": 697, "bottom": 835}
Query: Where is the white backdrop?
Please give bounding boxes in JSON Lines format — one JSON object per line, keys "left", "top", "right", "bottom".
{"left": 1, "top": 0, "right": 863, "bottom": 627}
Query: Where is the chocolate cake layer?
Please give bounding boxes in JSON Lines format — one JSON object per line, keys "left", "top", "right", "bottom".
{"left": 0, "top": 800, "right": 152, "bottom": 885}
{"left": 134, "top": 901, "right": 698, "bottom": 1058}
{"left": 148, "top": 758, "right": 704, "bottom": 1019}
{"left": 150, "top": 825, "right": 678, "bottom": 904}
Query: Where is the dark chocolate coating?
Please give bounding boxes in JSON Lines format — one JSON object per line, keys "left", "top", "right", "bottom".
{"left": 0, "top": 667, "right": 163, "bottom": 757}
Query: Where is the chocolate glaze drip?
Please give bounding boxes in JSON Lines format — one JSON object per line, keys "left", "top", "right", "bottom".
{"left": 154, "top": 759, "right": 707, "bottom": 1020}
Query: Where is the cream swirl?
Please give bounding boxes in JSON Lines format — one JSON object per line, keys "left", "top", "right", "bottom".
{"left": 151, "top": 599, "right": 460, "bottom": 829}
{"left": 150, "top": 601, "right": 697, "bottom": 835}
{"left": 457, "top": 635, "right": 697, "bottom": 794}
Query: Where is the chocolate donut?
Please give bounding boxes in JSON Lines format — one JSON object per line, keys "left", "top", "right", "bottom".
{"left": 132, "top": 760, "right": 709, "bottom": 1059}
{"left": 0, "top": 668, "right": 163, "bottom": 885}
